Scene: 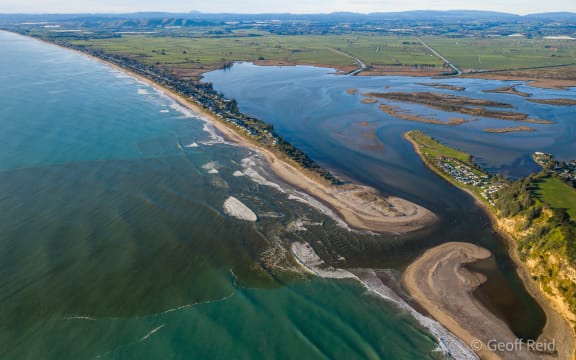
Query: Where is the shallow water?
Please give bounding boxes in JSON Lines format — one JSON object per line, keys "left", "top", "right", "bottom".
{"left": 0, "top": 32, "right": 450, "bottom": 359}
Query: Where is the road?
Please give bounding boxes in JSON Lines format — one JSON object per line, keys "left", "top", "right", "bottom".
{"left": 327, "top": 47, "right": 366, "bottom": 76}
{"left": 417, "top": 38, "right": 461, "bottom": 75}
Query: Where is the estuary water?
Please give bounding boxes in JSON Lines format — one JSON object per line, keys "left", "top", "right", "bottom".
{"left": 203, "top": 62, "right": 576, "bottom": 339}
{"left": 0, "top": 31, "right": 451, "bottom": 359}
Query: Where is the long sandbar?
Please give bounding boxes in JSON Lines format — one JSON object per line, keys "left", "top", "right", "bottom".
{"left": 64, "top": 43, "right": 437, "bottom": 234}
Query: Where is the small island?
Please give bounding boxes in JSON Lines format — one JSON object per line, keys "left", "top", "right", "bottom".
{"left": 360, "top": 98, "right": 378, "bottom": 104}
{"left": 483, "top": 85, "right": 532, "bottom": 97}
{"left": 364, "top": 92, "right": 552, "bottom": 124}
{"left": 527, "top": 98, "right": 576, "bottom": 106}
{"left": 484, "top": 126, "right": 536, "bottom": 133}
{"left": 377, "top": 103, "right": 467, "bottom": 125}
{"left": 417, "top": 82, "right": 466, "bottom": 91}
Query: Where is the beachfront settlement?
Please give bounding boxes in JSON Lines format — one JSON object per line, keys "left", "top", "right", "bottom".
{"left": 405, "top": 130, "right": 504, "bottom": 207}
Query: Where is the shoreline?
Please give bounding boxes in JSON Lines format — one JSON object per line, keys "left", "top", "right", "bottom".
{"left": 402, "top": 242, "right": 546, "bottom": 360}
{"left": 39, "top": 35, "right": 437, "bottom": 234}
{"left": 404, "top": 132, "right": 576, "bottom": 360}
{"left": 290, "top": 242, "right": 479, "bottom": 359}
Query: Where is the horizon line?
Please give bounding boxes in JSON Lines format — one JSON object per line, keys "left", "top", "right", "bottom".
{"left": 1, "top": 9, "right": 576, "bottom": 16}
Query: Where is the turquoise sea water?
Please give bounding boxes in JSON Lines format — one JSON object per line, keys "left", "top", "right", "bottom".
{"left": 0, "top": 32, "right": 449, "bottom": 359}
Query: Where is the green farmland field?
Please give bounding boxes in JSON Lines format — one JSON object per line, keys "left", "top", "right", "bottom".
{"left": 69, "top": 32, "right": 576, "bottom": 74}
{"left": 422, "top": 37, "right": 576, "bottom": 70}
{"left": 71, "top": 34, "right": 443, "bottom": 69}
{"left": 533, "top": 175, "right": 576, "bottom": 219}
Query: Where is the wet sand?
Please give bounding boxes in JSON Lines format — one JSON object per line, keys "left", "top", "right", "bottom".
{"left": 403, "top": 242, "right": 572, "bottom": 360}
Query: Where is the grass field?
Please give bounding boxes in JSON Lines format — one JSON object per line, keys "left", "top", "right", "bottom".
{"left": 423, "top": 37, "right": 576, "bottom": 70}
{"left": 70, "top": 34, "right": 443, "bottom": 69}
{"left": 407, "top": 130, "right": 472, "bottom": 164}
{"left": 68, "top": 32, "right": 576, "bottom": 77}
{"left": 533, "top": 176, "right": 576, "bottom": 219}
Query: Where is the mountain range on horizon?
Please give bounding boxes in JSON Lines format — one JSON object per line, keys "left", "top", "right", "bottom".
{"left": 1, "top": 9, "right": 575, "bottom": 21}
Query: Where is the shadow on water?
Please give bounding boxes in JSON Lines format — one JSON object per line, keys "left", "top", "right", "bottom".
{"left": 466, "top": 256, "right": 546, "bottom": 340}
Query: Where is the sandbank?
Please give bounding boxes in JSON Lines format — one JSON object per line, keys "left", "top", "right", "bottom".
{"left": 484, "top": 126, "right": 536, "bottom": 133}
{"left": 403, "top": 242, "right": 572, "bottom": 360}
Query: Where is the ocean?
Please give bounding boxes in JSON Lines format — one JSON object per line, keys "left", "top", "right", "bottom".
{"left": 0, "top": 31, "right": 453, "bottom": 359}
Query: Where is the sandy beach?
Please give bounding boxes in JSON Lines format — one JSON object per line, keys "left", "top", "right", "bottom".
{"left": 403, "top": 242, "right": 573, "bottom": 360}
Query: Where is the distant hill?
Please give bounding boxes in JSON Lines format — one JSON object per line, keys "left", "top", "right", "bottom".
{"left": 0, "top": 10, "right": 574, "bottom": 27}
{"left": 367, "top": 10, "right": 519, "bottom": 21}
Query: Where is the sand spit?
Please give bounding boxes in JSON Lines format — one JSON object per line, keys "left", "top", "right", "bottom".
{"left": 223, "top": 196, "right": 257, "bottom": 222}
{"left": 64, "top": 45, "right": 437, "bottom": 234}
{"left": 290, "top": 242, "right": 478, "bottom": 359}
{"left": 403, "top": 242, "right": 567, "bottom": 360}
{"left": 262, "top": 150, "right": 438, "bottom": 233}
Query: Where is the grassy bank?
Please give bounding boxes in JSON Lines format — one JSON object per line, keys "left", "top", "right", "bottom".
{"left": 19, "top": 28, "right": 572, "bottom": 79}
{"left": 404, "top": 130, "right": 502, "bottom": 207}
{"left": 534, "top": 176, "right": 576, "bottom": 219}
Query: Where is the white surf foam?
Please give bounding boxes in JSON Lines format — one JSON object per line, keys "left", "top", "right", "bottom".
{"left": 184, "top": 142, "right": 199, "bottom": 148}
{"left": 138, "top": 324, "right": 166, "bottom": 342}
{"left": 63, "top": 316, "right": 97, "bottom": 321}
{"left": 202, "top": 161, "right": 219, "bottom": 174}
{"left": 239, "top": 154, "right": 352, "bottom": 231}
{"left": 289, "top": 242, "right": 477, "bottom": 359}
{"left": 164, "top": 101, "right": 227, "bottom": 146}
{"left": 258, "top": 212, "right": 284, "bottom": 218}
{"left": 223, "top": 196, "right": 257, "bottom": 221}
{"left": 137, "top": 88, "right": 150, "bottom": 95}
{"left": 286, "top": 218, "right": 324, "bottom": 232}
{"left": 198, "top": 122, "right": 226, "bottom": 146}
{"left": 290, "top": 242, "right": 357, "bottom": 279}
{"left": 358, "top": 271, "right": 478, "bottom": 360}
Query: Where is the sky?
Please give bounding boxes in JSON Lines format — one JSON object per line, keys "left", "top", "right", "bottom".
{"left": 1, "top": 0, "right": 575, "bottom": 15}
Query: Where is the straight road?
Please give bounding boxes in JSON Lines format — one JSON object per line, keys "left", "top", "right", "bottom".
{"left": 327, "top": 47, "right": 366, "bottom": 76}
{"left": 417, "top": 38, "right": 462, "bottom": 75}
